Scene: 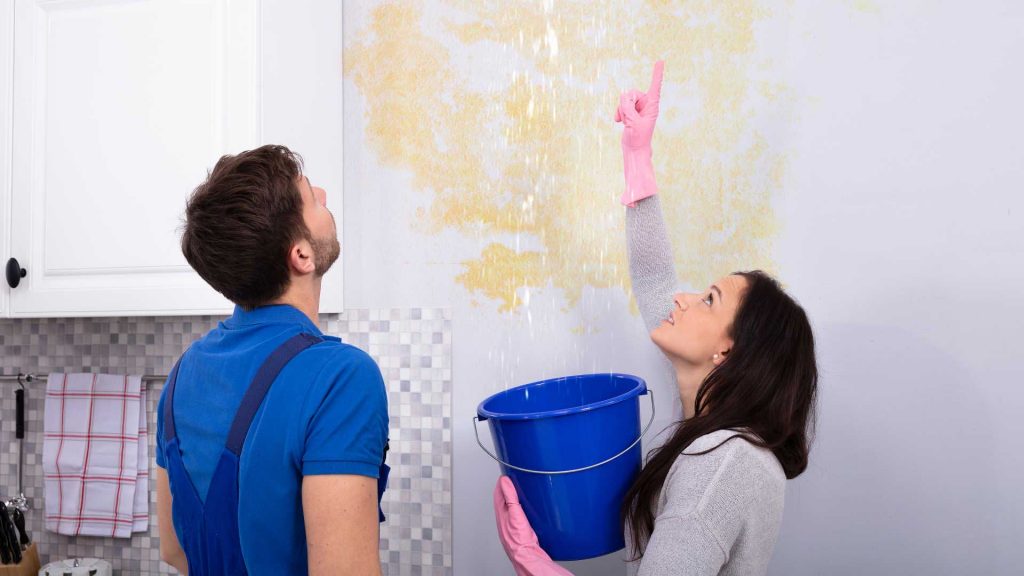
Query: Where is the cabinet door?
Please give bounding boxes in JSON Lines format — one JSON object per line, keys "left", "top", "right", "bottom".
{"left": 8, "top": 0, "right": 345, "bottom": 318}
{"left": 0, "top": 1, "right": 11, "bottom": 317}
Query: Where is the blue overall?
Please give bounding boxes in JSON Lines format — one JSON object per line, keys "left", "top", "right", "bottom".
{"left": 162, "top": 332, "right": 390, "bottom": 575}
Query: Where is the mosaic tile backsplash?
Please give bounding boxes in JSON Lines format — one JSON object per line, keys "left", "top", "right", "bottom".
{"left": 0, "top": 309, "right": 452, "bottom": 575}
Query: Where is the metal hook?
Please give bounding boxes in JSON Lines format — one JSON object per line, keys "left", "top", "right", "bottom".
{"left": 16, "top": 373, "right": 25, "bottom": 391}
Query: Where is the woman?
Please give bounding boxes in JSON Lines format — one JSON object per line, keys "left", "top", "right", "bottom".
{"left": 493, "top": 61, "right": 818, "bottom": 576}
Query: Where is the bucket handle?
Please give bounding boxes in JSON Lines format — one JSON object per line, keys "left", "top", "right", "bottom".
{"left": 473, "top": 390, "right": 655, "bottom": 475}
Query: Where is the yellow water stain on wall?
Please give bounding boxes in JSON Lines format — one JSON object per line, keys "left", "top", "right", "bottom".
{"left": 846, "top": 0, "right": 881, "bottom": 15}
{"left": 346, "top": 1, "right": 784, "bottom": 313}
{"left": 456, "top": 244, "right": 542, "bottom": 312}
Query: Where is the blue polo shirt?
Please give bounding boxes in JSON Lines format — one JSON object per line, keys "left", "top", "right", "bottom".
{"left": 156, "top": 304, "right": 388, "bottom": 574}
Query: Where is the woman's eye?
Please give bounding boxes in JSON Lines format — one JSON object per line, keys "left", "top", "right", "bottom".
{"left": 702, "top": 293, "right": 713, "bottom": 306}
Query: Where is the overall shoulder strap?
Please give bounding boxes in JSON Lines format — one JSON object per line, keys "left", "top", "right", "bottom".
{"left": 161, "top": 357, "right": 186, "bottom": 442}
{"left": 224, "top": 332, "right": 322, "bottom": 456}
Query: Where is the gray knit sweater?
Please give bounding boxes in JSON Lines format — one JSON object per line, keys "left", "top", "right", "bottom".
{"left": 623, "top": 197, "right": 786, "bottom": 576}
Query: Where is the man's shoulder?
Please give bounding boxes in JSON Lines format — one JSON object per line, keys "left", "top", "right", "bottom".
{"left": 183, "top": 325, "right": 383, "bottom": 396}
{"left": 292, "top": 337, "right": 384, "bottom": 403}
{"left": 302, "top": 337, "right": 379, "bottom": 375}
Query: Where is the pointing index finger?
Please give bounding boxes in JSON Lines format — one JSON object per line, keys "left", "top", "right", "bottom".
{"left": 647, "top": 60, "right": 665, "bottom": 102}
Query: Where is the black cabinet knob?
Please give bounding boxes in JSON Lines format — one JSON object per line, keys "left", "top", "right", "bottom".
{"left": 5, "top": 257, "right": 27, "bottom": 288}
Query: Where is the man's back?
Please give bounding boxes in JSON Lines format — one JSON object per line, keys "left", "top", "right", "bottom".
{"left": 156, "top": 304, "right": 388, "bottom": 574}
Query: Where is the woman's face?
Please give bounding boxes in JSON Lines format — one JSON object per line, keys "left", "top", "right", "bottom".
{"left": 650, "top": 274, "right": 748, "bottom": 368}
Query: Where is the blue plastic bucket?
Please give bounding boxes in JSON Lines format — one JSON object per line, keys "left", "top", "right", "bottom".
{"left": 475, "top": 373, "right": 653, "bottom": 561}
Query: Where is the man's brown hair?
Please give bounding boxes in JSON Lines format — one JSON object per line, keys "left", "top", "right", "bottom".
{"left": 181, "top": 144, "right": 310, "bottom": 309}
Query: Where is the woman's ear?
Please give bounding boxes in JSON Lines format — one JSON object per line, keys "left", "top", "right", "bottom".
{"left": 712, "top": 344, "right": 733, "bottom": 366}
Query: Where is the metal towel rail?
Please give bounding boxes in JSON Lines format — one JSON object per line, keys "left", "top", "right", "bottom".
{"left": 0, "top": 374, "right": 168, "bottom": 385}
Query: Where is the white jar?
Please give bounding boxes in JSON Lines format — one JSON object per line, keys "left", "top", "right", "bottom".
{"left": 38, "top": 558, "right": 113, "bottom": 576}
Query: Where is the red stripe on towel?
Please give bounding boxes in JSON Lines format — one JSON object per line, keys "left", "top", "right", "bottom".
{"left": 45, "top": 473, "right": 135, "bottom": 481}
{"left": 75, "top": 373, "right": 99, "bottom": 535}
{"left": 53, "top": 373, "right": 69, "bottom": 533}
{"left": 45, "top": 432, "right": 139, "bottom": 441}
{"left": 112, "top": 375, "right": 127, "bottom": 536}
{"left": 46, "top": 391, "right": 141, "bottom": 399}
{"left": 48, "top": 515, "right": 133, "bottom": 524}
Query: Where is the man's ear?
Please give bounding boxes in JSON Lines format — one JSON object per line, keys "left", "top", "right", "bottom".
{"left": 286, "top": 239, "right": 316, "bottom": 275}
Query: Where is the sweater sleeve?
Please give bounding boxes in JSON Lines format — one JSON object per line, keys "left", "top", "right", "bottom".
{"left": 626, "top": 196, "right": 678, "bottom": 333}
{"left": 636, "top": 512, "right": 727, "bottom": 576}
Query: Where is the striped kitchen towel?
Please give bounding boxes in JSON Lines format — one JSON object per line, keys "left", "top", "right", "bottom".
{"left": 43, "top": 373, "right": 147, "bottom": 538}
{"left": 132, "top": 385, "right": 149, "bottom": 533}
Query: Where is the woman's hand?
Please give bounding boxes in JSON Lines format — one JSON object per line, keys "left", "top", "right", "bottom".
{"left": 616, "top": 61, "right": 665, "bottom": 207}
{"left": 493, "top": 476, "right": 573, "bottom": 576}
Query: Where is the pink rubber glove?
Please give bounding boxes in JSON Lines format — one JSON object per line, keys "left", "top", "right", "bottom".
{"left": 615, "top": 61, "right": 665, "bottom": 207}
{"left": 493, "top": 476, "right": 574, "bottom": 576}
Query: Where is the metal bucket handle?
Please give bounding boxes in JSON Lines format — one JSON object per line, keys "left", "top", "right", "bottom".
{"left": 473, "top": 389, "right": 655, "bottom": 475}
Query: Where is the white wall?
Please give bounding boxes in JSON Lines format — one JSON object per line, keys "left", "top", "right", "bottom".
{"left": 769, "top": 2, "right": 1024, "bottom": 573}
{"left": 342, "top": 1, "right": 1024, "bottom": 574}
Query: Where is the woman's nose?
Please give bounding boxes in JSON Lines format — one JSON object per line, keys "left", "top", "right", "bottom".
{"left": 673, "top": 293, "right": 689, "bottom": 311}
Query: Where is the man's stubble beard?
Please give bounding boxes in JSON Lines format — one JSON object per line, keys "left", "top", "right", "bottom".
{"left": 311, "top": 233, "right": 340, "bottom": 277}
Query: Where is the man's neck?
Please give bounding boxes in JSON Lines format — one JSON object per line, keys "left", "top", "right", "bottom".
{"left": 270, "top": 277, "right": 322, "bottom": 325}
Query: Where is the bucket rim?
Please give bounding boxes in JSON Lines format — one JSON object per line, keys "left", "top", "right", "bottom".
{"left": 476, "top": 373, "right": 648, "bottom": 421}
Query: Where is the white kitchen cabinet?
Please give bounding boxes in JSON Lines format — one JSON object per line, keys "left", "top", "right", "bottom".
{"left": 1, "top": 0, "right": 343, "bottom": 317}
{"left": 0, "top": 1, "right": 12, "bottom": 318}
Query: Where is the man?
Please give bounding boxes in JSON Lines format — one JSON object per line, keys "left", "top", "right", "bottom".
{"left": 156, "top": 145, "right": 388, "bottom": 575}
